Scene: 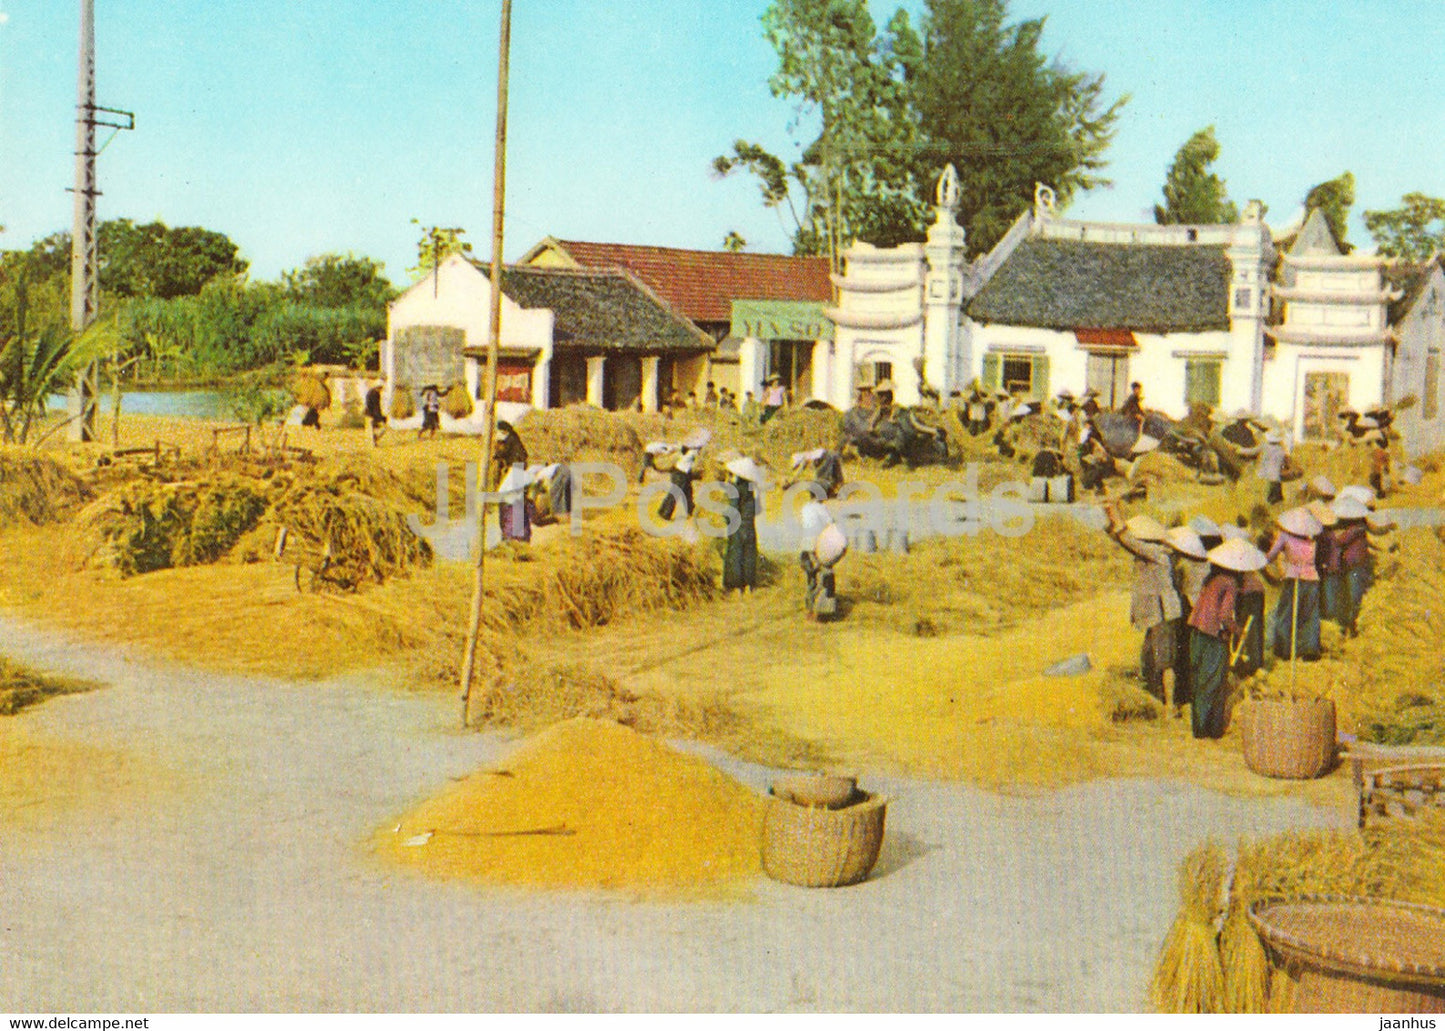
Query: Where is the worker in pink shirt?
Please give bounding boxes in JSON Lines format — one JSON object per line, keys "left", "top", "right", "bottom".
{"left": 1266, "top": 507, "right": 1323, "bottom": 661}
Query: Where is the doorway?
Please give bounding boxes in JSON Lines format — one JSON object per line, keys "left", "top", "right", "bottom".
{"left": 1085, "top": 352, "right": 1131, "bottom": 409}
{"left": 1301, "top": 371, "right": 1350, "bottom": 441}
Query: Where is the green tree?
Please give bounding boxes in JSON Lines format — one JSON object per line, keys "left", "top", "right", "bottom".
{"left": 1305, "top": 172, "right": 1356, "bottom": 248}
{"left": 283, "top": 253, "right": 396, "bottom": 311}
{"left": 718, "top": 0, "right": 1126, "bottom": 259}
{"left": 408, "top": 223, "right": 472, "bottom": 281}
{"left": 1364, "top": 193, "right": 1445, "bottom": 263}
{"left": 714, "top": 0, "right": 926, "bottom": 261}
{"left": 1153, "top": 126, "right": 1239, "bottom": 225}
{"left": 912, "top": 0, "right": 1127, "bottom": 254}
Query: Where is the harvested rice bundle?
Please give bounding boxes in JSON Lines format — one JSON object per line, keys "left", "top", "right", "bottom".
{"left": 1150, "top": 842, "right": 1228, "bottom": 1013}
{"left": 290, "top": 372, "right": 331, "bottom": 411}
{"left": 389, "top": 388, "right": 416, "bottom": 420}
{"left": 272, "top": 482, "right": 431, "bottom": 589}
{"left": 379, "top": 717, "right": 766, "bottom": 891}
{"left": 69, "top": 476, "right": 272, "bottom": 576}
{"left": 757, "top": 406, "right": 843, "bottom": 466}
{"left": 0, "top": 450, "right": 89, "bottom": 527}
{"left": 1154, "top": 816, "right": 1445, "bottom": 1013}
{"left": 441, "top": 382, "right": 473, "bottom": 419}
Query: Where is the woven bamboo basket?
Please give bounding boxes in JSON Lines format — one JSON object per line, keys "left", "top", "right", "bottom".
{"left": 1241, "top": 698, "right": 1336, "bottom": 779}
{"left": 761, "top": 791, "right": 887, "bottom": 888}
{"left": 1250, "top": 896, "right": 1445, "bottom": 1013}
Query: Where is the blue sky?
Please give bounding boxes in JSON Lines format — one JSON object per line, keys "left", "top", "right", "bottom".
{"left": 1, "top": 0, "right": 1442, "bottom": 284}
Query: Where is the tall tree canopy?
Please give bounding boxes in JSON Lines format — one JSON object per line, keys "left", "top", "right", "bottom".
{"left": 714, "top": 0, "right": 923, "bottom": 262}
{"left": 1153, "top": 126, "right": 1238, "bottom": 225}
{"left": 1364, "top": 193, "right": 1445, "bottom": 263}
{"left": 1305, "top": 172, "right": 1356, "bottom": 248}
{"left": 911, "top": 0, "right": 1126, "bottom": 254}
{"left": 717, "top": 0, "right": 1126, "bottom": 258}
{"left": 283, "top": 253, "right": 396, "bottom": 311}
{"left": 15, "top": 219, "right": 247, "bottom": 301}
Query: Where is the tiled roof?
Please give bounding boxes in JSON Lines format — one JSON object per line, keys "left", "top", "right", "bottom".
{"left": 542, "top": 239, "right": 832, "bottom": 323}
{"left": 496, "top": 266, "right": 712, "bottom": 354}
{"left": 1385, "top": 256, "right": 1443, "bottom": 324}
{"left": 967, "top": 238, "right": 1232, "bottom": 333}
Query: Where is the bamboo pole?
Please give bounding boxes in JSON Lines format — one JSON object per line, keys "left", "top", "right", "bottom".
{"left": 1288, "top": 576, "right": 1300, "bottom": 694}
{"left": 459, "top": 0, "right": 513, "bottom": 729}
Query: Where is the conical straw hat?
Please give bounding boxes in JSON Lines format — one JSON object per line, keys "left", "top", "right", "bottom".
{"left": 1277, "top": 506, "right": 1323, "bottom": 538}
{"left": 1219, "top": 524, "right": 1250, "bottom": 543}
{"left": 1338, "top": 484, "right": 1377, "bottom": 507}
{"left": 1124, "top": 515, "right": 1167, "bottom": 542}
{"left": 1131, "top": 434, "right": 1160, "bottom": 455}
{"left": 1310, "top": 475, "right": 1337, "bottom": 498}
{"left": 1307, "top": 500, "right": 1339, "bottom": 527}
{"left": 1165, "top": 526, "right": 1208, "bottom": 560}
{"left": 1331, "top": 495, "right": 1371, "bottom": 521}
{"left": 1208, "top": 538, "right": 1268, "bottom": 572}
{"left": 1188, "top": 514, "right": 1223, "bottom": 540}
{"left": 725, "top": 456, "right": 766, "bottom": 482}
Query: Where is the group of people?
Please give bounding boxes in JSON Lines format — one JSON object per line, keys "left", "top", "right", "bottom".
{"left": 1106, "top": 473, "right": 1391, "bottom": 741}
{"left": 660, "top": 373, "right": 791, "bottom": 426}
{"left": 638, "top": 431, "right": 849, "bottom": 618}
{"left": 487, "top": 421, "right": 573, "bottom": 545}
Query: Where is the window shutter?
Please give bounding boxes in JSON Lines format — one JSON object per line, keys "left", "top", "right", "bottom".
{"left": 1031, "top": 355, "right": 1050, "bottom": 401}
{"left": 1185, "top": 360, "right": 1222, "bottom": 407}
{"left": 981, "top": 353, "right": 1001, "bottom": 391}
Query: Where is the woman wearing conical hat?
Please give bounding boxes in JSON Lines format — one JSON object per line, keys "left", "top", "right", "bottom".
{"left": 1189, "top": 538, "right": 1266, "bottom": 739}
{"left": 1330, "top": 494, "right": 1378, "bottom": 637}
{"left": 722, "top": 456, "right": 764, "bottom": 595}
{"left": 1266, "top": 507, "right": 1323, "bottom": 661}
{"left": 1219, "top": 525, "right": 1266, "bottom": 675}
{"left": 1104, "top": 508, "right": 1184, "bottom": 707}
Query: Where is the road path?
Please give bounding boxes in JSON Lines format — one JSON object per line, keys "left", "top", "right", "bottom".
{"left": 0, "top": 614, "right": 1345, "bottom": 1012}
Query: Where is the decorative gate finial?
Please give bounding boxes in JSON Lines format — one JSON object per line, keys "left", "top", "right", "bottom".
{"left": 936, "top": 165, "right": 960, "bottom": 212}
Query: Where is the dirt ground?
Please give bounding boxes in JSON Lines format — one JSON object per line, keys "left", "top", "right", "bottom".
{"left": 0, "top": 612, "right": 1350, "bottom": 1012}
{"left": 0, "top": 409, "right": 1418, "bottom": 1010}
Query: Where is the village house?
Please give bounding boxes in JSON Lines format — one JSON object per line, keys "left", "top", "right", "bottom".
{"left": 1387, "top": 255, "right": 1445, "bottom": 456}
{"left": 519, "top": 238, "right": 833, "bottom": 403}
{"left": 383, "top": 254, "right": 711, "bottom": 412}
{"left": 827, "top": 167, "right": 1445, "bottom": 454}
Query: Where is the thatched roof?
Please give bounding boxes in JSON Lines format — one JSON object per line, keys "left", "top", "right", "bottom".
{"left": 966, "top": 238, "right": 1232, "bottom": 333}
{"left": 497, "top": 266, "right": 713, "bottom": 354}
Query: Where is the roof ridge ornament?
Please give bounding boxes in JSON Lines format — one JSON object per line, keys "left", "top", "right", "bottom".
{"left": 936, "top": 164, "right": 960, "bottom": 212}
{"left": 1034, "top": 183, "right": 1057, "bottom": 220}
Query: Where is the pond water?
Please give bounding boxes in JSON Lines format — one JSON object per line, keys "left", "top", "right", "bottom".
{"left": 46, "top": 389, "right": 232, "bottom": 419}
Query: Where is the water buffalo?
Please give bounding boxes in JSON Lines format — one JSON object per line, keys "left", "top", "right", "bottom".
{"left": 1091, "top": 410, "right": 1178, "bottom": 460}
{"left": 841, "top": 405, "right": 950, "bottom": 468}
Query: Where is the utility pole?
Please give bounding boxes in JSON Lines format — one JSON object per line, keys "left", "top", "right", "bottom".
{"left": 458, "top": 0, "right": 513, "bottom": 728}
{"left": 67, "top": 0, "right": 132, "bottom": 442}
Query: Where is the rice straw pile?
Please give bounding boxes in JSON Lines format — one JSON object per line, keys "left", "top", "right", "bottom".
{"left": 0, "top": 450, "right": 89, "bottom": 528}
{"left": 517, "top": 406, "right": 644, "bottom": 468}
{"left": 1237, "top": 526, "right": 1445, "bottom": 744}
{"left": 0, "top": 656, "right": 91, "bottom": 716}
{"left": 69, "top": 476, "right": 271, "bottom": 575}
{"left": 1152, "top": 816, "right": 1445, "bottom": 1013}
{"left": 844, "top": 515, "right": 1130, "bottom": 637}
{"left": 270, "top": 481, "right": 432, "bottom": 589}
{"left": 379, "top": 717, "right": 766, "bottom": 892}
{"left": 480, "top": 526, "right": 718, "bottom": 635}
